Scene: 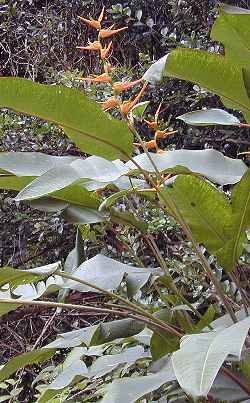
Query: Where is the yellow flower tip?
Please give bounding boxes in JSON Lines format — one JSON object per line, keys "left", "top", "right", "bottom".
{"left": 76, "top": 41, "right": 102, "bottom": 51}
{"left": 78, "top": 16, "right": 101, "bottom": 30}
{"left": 80, "top": 73, "right": 112, "bottom": 83}
{"left": 98, "top": 6, "right": 105, "bottom": 23}
{"left": 113, "top": 78, "right": 143, "bottom": 93}
{"left": 100, "top": 96, "right": 119, "bottom": 111}
{"left": 155, "top": 102, "right": 163, "bottom": 119}
{"left": 99, "top": 26, "right": 128, "bottom": 39}
{"left": 100, "top": 42, "right": 113, "bottom": 59}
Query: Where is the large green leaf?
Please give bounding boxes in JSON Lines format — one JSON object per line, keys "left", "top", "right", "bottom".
{"left": 63, "top": 254, "right": 160, "bottom": 297}
{"left": 164, "top": 48, "right": 250, "bottom": 122}
{"left": 0, "top": 349, "right": 56, "bottom": 382}
{"left": 172, "top": 316, "right": 250, "bottom": 398}
{"left": 0, "top": 78, "right": 133, "bottom": 160}
{"left": 150, "top": 330, "right": 179, "bottom": 361}
{"left": 127, "top": 149, "right": 247, "bottom": 185}
{"left": 89, "top": 346, "right": 147, "bottom": 379}
{"left": 217, "top": 168, "right": 250, "bottom": 271}
{"left": 177, "top": 109, "right": 241, "bottom": 126}
{"left": 0, "top": 262, "right": 60, "bottom": 289}
{"left": 0, "top": 152, "right": 76, "bottom": 176}
{"left": 101, "top": 358, "right": 175, "bottom": 403}
{"left": 161, "top": 175, "right": 232, "bottom": 254}
{"left": 45, "top": 318, "right": 144, "bottom": 349}
{"left": 211, "top": 4, "right": 250, "bottom": 68}
{"left": 38, "top": 348, "right": 89, "bottom": 403}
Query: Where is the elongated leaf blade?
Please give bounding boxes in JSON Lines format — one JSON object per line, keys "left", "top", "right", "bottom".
{"left": 172, "top": 316, "right": 250, "bottom": 398}
{"left": 161, "top": 175, "right": 232, "bottom": 254}
{"left": 0, "top": 349, "right": 56, "bottom": 382}
{"left": 177, "top": 109, "right": 241, "bottom": 126}
{"left": 0, "top": 78, "right": 133, "bottom": 160}
{"left": 211, "top": 4, "right": 250, "bottom": 68}
{"left": 164, "top": 48, "right": 250, "bottom": 121}
{"left": 101, "top": 359, "right": 175, "bottom": 403}
{"left": 217, "top": 168, "right": 250, "bottom": 271}
{"left": 126, "top": 149, "right": 247, "bottom": 185}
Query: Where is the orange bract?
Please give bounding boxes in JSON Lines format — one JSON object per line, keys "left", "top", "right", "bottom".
{"left": 120, "top": 83, "right": 147, "bottom": 115}
{"left": 78, "top": 6, "right": 105, "bottom": 30}
{"left": 76, "top": 41, "right": 102, "bottom": 51}
{"left": 145, "top": 120, "right": 158, "bottom": 130}
{"left": 113, "top": 78, "right": 143, "bottom": 93}
{"left": 155, "top": 129, "right": 178, "bottom": 139}
{"left": 80, "top": 73, "right": 112, "bottom": 83}
{"left": 100, "top": 96, "right": 119, "bottom": 111}
{"left": 100, "top": 42, "right": 113, "bottom": 59}
{"left": 99, "top": 26, "right": 128, "bottom": 39}
{"left": 144, "top": 103, "right": 163, "bottom": 130}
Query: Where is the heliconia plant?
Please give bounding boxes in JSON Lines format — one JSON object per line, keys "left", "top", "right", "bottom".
{"left": 0, "top": 4, "right": 250, "bottom": 402}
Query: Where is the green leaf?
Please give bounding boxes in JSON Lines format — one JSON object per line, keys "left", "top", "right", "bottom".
{"left": 128, "top": 149, "right": 247, "bottom": 185}
{"left": 0, "top": 262, "right": 60, "bottom": 289}
{"left": 241, "top": 355, "right": 250, "bottom": 384}
{"left": 38, "top": 348, "right": 88, "bottom": 403}
{"left": 0, "top": 78, "right": 133, "bottom": 160}
{"left": 99, "top": 190, "right": 131, "bottom": 211}
{"left": 193, "top": 306, "right": 215, "bottom": 333}
{"left": 217, "top": 168, "right": 250, "bottom": 271}
{"left": 211, "top": 4, "right": 250, "bottom": 68}
{"left": 102, "top": 359, "right": 175, "bottom": 403}
{"left": 0, "top": 349, "right": 56, "bottom": 382}
{"left": 0, "top": 300, "right": 21, "bottom": 317}
{"left": 161, "top": 175, "right": 232, "bottom": 254}
{"left": 63, "top": 254, "right": 158, "bottom": 297}
{"left": 0, "top": 176, "right": 34, "bottom": 192}
{"left": 151, "top": 330, "right": 179, "bottom": 361}
{"left": 172, "top": 316, "right": 250, "bottom": 398}
{"left": 131, "top": 101, "right": 150, "bottom": 119}
{"left": 177, "top": 109, "right": 241, "bottom": 126}
{"left": 164, "top": 48, "right": 250, "bottom": 122}
{"left": 110, "top": 210, "right": 148, "bottom": 232}
{"left": 45, "top": 318, "right": 144, "bottom": 349}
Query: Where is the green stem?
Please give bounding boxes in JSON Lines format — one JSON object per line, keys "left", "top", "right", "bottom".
{"left": 56, "top": 270, "right": 183, "bottom": 337}
{"left": 0, "top": 298, "right": 176, "bottom": 334}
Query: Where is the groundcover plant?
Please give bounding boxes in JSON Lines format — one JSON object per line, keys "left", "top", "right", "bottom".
{"left": 0, "top": 4, "right": 250, "bottom": 402}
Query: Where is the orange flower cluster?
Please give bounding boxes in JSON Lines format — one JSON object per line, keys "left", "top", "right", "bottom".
{"left": 77, "top": 7, "right": 126, "bottom": 63}
{"left": 77, "top": 7, "right": 146, "bottom": 115}
{"left": 77, "top": 7, "right": 177, "bottom": 153}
